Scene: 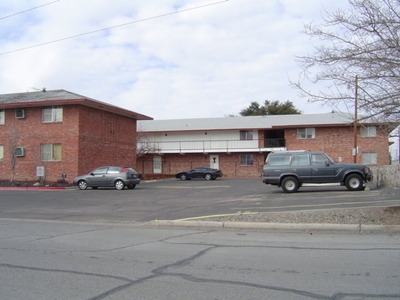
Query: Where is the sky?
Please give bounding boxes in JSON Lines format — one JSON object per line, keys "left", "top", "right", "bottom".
{"left": 0, "top": 0, "right": 352, "bottom": 120}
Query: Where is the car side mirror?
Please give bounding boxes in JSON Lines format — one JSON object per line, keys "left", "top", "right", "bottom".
{"left": 90, "top": 172, "right": 95, "bottom": 176}
{"left": 324, "top": 160, "right": 330, "bottom": 166}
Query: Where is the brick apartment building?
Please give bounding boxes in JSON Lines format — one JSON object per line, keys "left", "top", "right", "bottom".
{"left": 0, "top": 90, "right": 151, "bottom": 183}
{"left": 137, "top": 112, "right": 393, "bottom": 178}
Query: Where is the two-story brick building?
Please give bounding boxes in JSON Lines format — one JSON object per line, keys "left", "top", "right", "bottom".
{"left": 137, "top": 112, "right": 392, "bottom": 178}
{"left": 0, "top": 89, "right": 152, "bottom": 183}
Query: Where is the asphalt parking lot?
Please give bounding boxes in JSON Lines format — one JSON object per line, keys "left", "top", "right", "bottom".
{"left": 0, "top": 178, "right": 399, "bottom": 223}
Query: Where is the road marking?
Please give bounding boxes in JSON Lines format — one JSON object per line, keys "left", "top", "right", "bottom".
{"left": 233, "top": 199, "right": 400, "bottom": 211}
{"left": 156, "top": 185, "right": 231, "bottom": 189}
{"left": 176, "top": 211, "right": 258, "bottom": 221}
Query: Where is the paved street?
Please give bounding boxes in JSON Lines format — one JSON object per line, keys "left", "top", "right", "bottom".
{"left": 1, "top": 218, "right": 399, "bottom": 300}
{"left": 0, "top": 179, "right": 399, "bottom": 223}
{"left": 1, "top": 179, "right": 399, "bottom": 299}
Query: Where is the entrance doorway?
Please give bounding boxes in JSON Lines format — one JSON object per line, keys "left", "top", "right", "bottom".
{"left": 153, "top": 156, "right": 162, "bottom": 174}
{"left": 209, "top": 154, "right": 219, "bottom": 169}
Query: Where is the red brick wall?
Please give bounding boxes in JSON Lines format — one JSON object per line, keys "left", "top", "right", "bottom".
{"left": 0, "top": 106, "right": 79, "bottom": 182}
{"left": 77, "top": 106, "right": 137, "bottom": 175}
{"left": 0, "top": 105, "right": 138, "bottom": 183}
{"left": 284, "top": 126, "right": 390, "bottom": 165}
{"left": 137, "top": 152, "right": 265, "bottom": 178}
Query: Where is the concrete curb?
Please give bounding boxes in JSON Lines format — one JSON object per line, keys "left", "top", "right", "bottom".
{"left": 0, "top": 186, "right": 67, "bottom": 190}
{"left": 148, "top": 220, "right": 400, "bottom": 233}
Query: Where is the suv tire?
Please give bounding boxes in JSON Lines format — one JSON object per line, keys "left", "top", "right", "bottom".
{"left": 281, "top": 176, "right": 299, "bottom": 193}
{"left": 345, "top": 174, "right": 363, "bottom": 191}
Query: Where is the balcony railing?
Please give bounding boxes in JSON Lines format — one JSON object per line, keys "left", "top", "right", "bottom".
{"left": 138, "top": 138, "right": 285, "bottom": 154}
{"left": 264, "top": 138, "right": 285, "bottom": 147}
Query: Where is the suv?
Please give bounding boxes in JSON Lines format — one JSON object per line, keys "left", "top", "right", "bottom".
{"left": 262, "top": 151, "right": 373, "bottom": 193}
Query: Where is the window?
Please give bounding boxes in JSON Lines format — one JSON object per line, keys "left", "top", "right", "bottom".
{"left": 268, "top": 155, "right": 291, "bottom": 166}
{"left": 0, "top": 145, "right": 3, "bottom": 160}
{"left": 92, "top": 166, "right": 108, "bottom": 175}
{"left": 240, "top": 130, "right": 253, "bottom": 140}
{"left": 297, "top": 128, "right": 315, "bottom": 139}
{"left": 362, "top": 152, "right": 377, "bottom": 164}
{"left": 361, "top": 126, "right": 377, "bottom": 137}
{"left": 311, "top": 153, "right": 327, "bottom": 165}
{"left": 41, "top": 144, "right": 62, "bottom": 161}
{"left": 107, "top": 167, "right": 121, "bottom": 174}
{"left": 240, "top": 154, "right": 253, "bottom": 166}
{"left": 15, "top": 108, "right": 25, "bottom": 119}
{"left": 42, "top": 106, "right": 63, "bottom": 123}
{"left": 0, "top": 110, "right": 4, "bottom": 124}
{"left": 291, "top": 154, "right": 309, "bottom": 166}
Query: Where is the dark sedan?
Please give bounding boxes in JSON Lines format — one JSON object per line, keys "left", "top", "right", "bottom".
{"left": 176, "top": 167, "right": 223, "bottom": 181}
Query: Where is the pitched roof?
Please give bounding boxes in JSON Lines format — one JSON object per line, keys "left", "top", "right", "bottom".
{"left": 0, "top": 89, "right": 152, "bottom": 120}
{"left": 138, "top": 112, "right": 361, "bottom": 132}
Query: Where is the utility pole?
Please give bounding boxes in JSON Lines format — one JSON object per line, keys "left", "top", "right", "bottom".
{"left": 353, "top": 75, "right": 358, "bottom": 163}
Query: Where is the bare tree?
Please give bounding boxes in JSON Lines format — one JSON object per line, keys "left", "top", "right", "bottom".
{"left": 136, "top": 134, "right": 159, "bottom": 157}
{"left": 292, "top": 0, "right": 400, "bottom": 122}
{"left": 136, "top": 124, "right": 161, "bottom": 158}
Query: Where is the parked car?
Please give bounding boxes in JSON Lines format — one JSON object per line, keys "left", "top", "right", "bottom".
{"left": 262, "top": 151, "right": 373, "bottom": 193}
{"left": 176, "top": 167, "right": 223, "bottom": 181}
{"left": 73, "top": 166, "right": 140, "bottom": 190}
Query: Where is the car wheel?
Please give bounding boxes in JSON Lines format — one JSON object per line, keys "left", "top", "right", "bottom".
{"left": 114, "top": 180, "right": 125, "bottom": 190}
{"left": 345, "top": 174, "right": 363, "bottom": 191}
{"left": 204, "top": 174, "right": 212, "bottom": 180}
{"left": 78, "top": 180, "right": 88, "bottom": 190}
{"left": 127, "top": 184, "right": 136, "bottom": 189}
{"left": 281, "top": 176, "right": 299, "bottom": 193}
{"left": 180, "top": 174, "right": 187, "bottom": 180}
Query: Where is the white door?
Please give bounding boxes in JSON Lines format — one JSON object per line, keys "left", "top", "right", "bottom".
{"left": 153, "top": 156, "right": 162, "bottom": 174}
{"left": 209, "top": 155, "right": 219, "bottom": 169}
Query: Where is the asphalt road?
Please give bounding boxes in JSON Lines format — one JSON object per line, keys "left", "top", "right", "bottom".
{"left": 1, "top": 180, "right": 400, "bottom": 299}
{"left": 1, "top": 218, "right": 399, "bottom": 299}
{"left": 0, "top": 178, "right": 399, "bottom": 223}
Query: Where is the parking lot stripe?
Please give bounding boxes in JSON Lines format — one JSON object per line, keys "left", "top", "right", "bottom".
{"left": 155, "top": 185, "right": 231, "bottom": 189}
{"left": 233, "top": 199, "right": 400, "bottom": 211}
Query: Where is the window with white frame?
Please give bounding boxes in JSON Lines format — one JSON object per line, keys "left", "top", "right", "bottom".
{"left": 0, "top": 110, "right": 4, "bottom": 124}
{"left": 297, "top": 128, "right": 315, "bottom": 139}
{"left": 362, "top": 152, "right": 377, "bottom": 164}
{"left": 361, "top": 126, "right": 377, "bottom": 137}
{"left": 42, "top": 106, "right": 63, "bottom": 123}
{"left": 41, "top": 144, "right": 62, "bottom": 161}
{"left": 0, "top": 145, "right": 3, "bottom": 160}
{"left": 240, "top": 130, "right": 253, "bottom": 140}
{"left": 240, "top": 154, "right": 253, "bottom": 166}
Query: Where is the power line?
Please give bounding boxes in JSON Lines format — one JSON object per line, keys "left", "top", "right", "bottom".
{"left": 0, "top": 0, "right": 60, "bottom": 21}
{"left": 0, "top": 0, "right": 229, "bottom": 56}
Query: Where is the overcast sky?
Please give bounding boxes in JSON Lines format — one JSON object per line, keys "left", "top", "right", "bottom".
{"left": 0, "top": 0, "right": 351, "bottom": 120}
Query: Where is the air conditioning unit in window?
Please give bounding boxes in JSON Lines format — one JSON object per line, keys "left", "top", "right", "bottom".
{"left": 15, "top": 109, "right": 25, "bottom": 119}
{"left": 15, "top": 147, "right": 25, "bottom": 157}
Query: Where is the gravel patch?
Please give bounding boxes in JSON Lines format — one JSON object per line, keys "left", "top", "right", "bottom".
{"left": 199, "top": 206, "right": 400, "bottom": 225}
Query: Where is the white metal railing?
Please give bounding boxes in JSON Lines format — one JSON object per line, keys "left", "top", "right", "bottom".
{"left": 138, "top": 139, "right": 282, "bottom": 153}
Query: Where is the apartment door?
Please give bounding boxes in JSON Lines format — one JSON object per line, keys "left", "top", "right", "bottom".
{"left": 153, "top": 156, "right": 162, "bottom": 174}
{"left": 209, "top": 155, "right": 219, "bottom": 169}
